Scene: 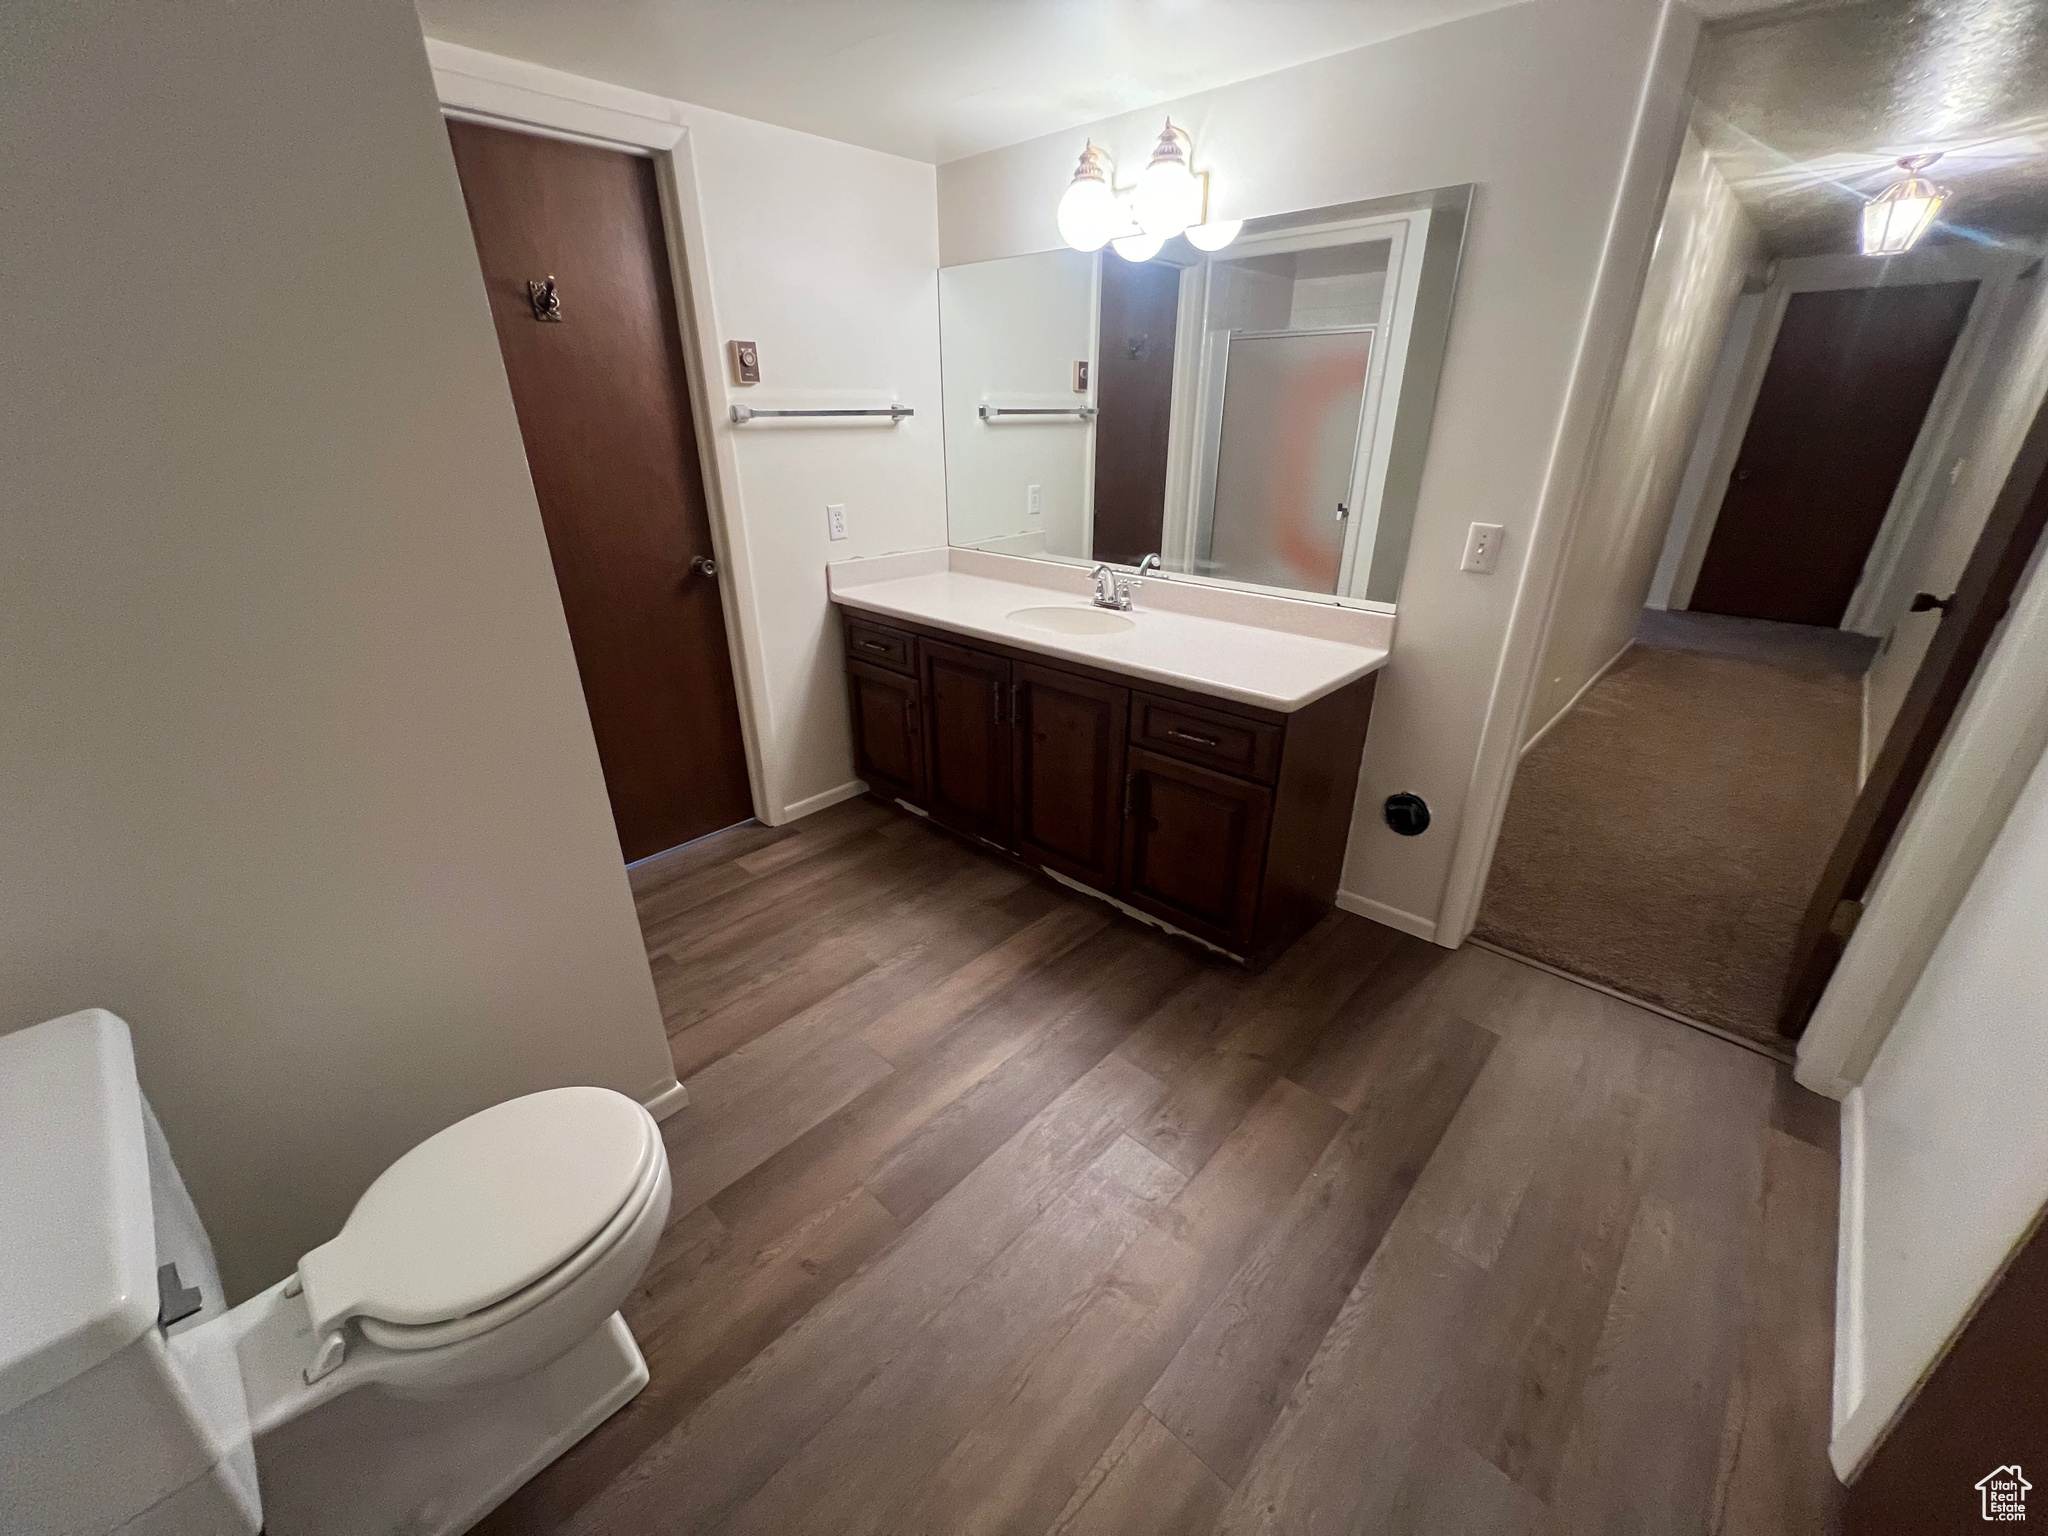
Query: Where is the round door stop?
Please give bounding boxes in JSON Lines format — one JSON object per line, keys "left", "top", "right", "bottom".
{"left": 1384, "top": 793, "right": 1431, "bottom": 836}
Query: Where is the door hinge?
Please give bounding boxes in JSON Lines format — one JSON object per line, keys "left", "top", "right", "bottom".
{"left": 1123, "top": 772, "right": 1135, "bottom": 819}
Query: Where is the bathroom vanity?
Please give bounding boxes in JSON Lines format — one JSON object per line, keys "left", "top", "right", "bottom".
{"left": 831, "top": 552, "right": 1388, "bottom": 967}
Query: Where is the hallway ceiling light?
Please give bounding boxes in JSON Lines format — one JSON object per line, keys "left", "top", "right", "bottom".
{"left": 1055, "top": 143, "right": 1120, "bottom": 252}
{"left": 1055, "top": 119, "right": 1241, "bottom": 259}
{"left": 1862, "top": 154, "right": 1949, "bottom": 256}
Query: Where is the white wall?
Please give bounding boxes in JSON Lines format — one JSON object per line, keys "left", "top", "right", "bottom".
{"left": 939, "top": 252, "right": 1098, "bottom": 557}
{"left": 1645, "top": 291, "right": 1761, "bottom": 609}
{"left": 1863, "top": 264, "right": 2048, "bottom": 766}
{"left": 1524, "top": 128, "right": 1761, "bottom": 746}
{"left": 0, "top": 0, "right": 676, "bottom": 1299}
{"left": 937, "top": 0, "right": 1698, "bottom": 939}
{"left": 1832, "top": 727, "right": 2048, "bottom": 1476}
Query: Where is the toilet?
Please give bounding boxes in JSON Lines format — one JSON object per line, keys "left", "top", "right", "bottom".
{"left": 0, "top": 1008, "right": 672, "bottom": 1536}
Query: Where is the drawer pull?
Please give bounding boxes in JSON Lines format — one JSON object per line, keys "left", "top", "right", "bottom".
{"left": 858, "top": 639, "right": 890, "bottom": 653}
{"left": 1166, "top": 728, "right": 1222, "bottom": 748}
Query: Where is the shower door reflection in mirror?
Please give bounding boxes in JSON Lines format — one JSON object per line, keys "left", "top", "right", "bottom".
{"left": 938, "top": 185, "right": 1471, "bottom": 607}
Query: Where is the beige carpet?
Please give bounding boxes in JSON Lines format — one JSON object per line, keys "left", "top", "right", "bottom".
{"left": 1475, "top": 627, "right": 1863, "bottom": 1048}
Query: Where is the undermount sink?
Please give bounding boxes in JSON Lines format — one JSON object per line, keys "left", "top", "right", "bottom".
{"left": 1006, "top": 605, "right": 1135, "bottom": 636}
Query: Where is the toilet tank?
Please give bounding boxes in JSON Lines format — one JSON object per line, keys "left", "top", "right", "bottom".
{"left": 0, "top": 1009, "right": 260, "bottom": 1536}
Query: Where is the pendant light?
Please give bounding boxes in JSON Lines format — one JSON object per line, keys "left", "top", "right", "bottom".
{"left": 1056, "top": 143, "right": 1120, "bottom": 252}
{"left": 1862, "top": 154, "right": 1948, "bottom": 256}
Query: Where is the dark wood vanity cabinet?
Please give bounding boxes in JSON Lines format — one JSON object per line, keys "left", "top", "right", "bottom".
{"left": 1012, "top": 662, "right": 1129, "bottom": 889}
{"left": 846, "top": 660, "right": 923, "bottom": 806}
{"left": 840, "top": 610, "right": 1376, "bottom": 966}
{"left": 921, "top": 638, "right": 1014, "bottom": 846}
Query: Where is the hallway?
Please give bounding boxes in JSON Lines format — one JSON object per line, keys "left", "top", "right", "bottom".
{"left": 1477, "top": 610, "right": 1872, "bottom": 1049}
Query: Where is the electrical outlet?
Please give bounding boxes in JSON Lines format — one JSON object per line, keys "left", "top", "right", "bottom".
{"left": 826, "top": 502, "right": 847, "bottom": 541}
{"left": 1461, "top": 522, "right": 1504, "bottom": 574}
{"left": 1027, "top": 484, "right": 1043, "bottom": 518}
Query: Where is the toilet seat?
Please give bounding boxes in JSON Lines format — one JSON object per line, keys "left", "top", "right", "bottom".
{"left": 295, "top": 1087, "right": 659, "bottom": 1379}
{"left": 357, "top": 1132, "right": 663, "bottom": 1352}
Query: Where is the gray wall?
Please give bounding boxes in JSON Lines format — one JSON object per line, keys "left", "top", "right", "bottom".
{"left": 0, "top": 0, "right": 675, "bottom": 1299}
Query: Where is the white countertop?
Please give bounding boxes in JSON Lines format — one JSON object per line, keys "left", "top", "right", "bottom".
{"left": 829, "top": 554, "right": 1390, "bottom": 712}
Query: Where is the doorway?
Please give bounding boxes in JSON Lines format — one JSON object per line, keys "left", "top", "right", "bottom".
{"left": 1689, "top": 280, "right": 1978, "bottom": 627}
{"left": 1473, "top": 0, "right": 2048, "bottom": 1052}
{"left": 447, "top": 121, "right": 754, "bottom": 863}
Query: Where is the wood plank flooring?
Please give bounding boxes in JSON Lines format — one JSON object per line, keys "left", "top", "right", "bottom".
{"left": 479, "top": 797, "right": 1842, "bottom": 1536}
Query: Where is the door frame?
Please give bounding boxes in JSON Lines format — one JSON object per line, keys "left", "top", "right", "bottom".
{"left": 425, "top": 39, "right": 772, "bottom": 830}
{"left": 1662, "top": 246, "right": 2028, "bottom": 633}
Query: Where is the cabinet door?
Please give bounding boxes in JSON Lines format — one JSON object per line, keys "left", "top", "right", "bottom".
{"left": 921, "top": 638, "right": 1013, "bottom": 847}
{"left": 1012, "top": 662, "right": 1129, "bottom": 888}
{"left": 1120, "top": 747, "right": 1272, "bottom": 950}
{"left": 847, "top": 659, "right": 924, "bottom": 806}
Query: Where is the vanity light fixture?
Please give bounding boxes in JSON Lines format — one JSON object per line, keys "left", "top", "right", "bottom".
{"left": 1111, "top": 229, "right": 1167, "bottom": 263}
{"left": 1056, "top": 143, "right": 1121, "bottom": 252}
{"left": 1134, "top": 121, "right": 1205, "bottom": 240}
{"left": 1055, "top": 119, "right": 1240, "bottom": 258}
{"left": 1862, "top": 154, "right": 1948, "bottom": 256}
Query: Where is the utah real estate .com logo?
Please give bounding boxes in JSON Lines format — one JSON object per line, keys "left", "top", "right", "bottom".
{"left": 1979, "top": 1465, "right": 2031, "bottom": 1521}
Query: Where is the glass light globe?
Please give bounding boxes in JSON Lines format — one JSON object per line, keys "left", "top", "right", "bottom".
{"left": 1861, "top": 174, "right": 1945, "bottom": 255}
{"left": 1183, "top": 218, "right": 1243, "bottom": 252}
{"left": 1056, "top": 144, "right": 1119, "bottom": 252}
{"left": 1111, "top": 229, "right": 1165, "bottom": 262}
{"left": 1134, "top": 122, "right": 1203, "bottom": 239}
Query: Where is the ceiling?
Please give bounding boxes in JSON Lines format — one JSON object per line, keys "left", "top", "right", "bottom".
{"left": 1693, "top": 0, "right": 2048, "bottom": 257}
{"left": 415, "top": 0, "right": 1530, "bottom": 164}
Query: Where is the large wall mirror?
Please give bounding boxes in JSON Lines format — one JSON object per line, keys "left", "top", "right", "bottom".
{"left": 939, "top": 184, "right": 1472, "bottom": 607}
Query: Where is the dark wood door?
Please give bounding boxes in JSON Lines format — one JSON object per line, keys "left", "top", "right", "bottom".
{"left": 1782, "top": 392, "right": 2048, "bottom": 1035}
{"left": 1844, "top": 1204, "right": 2048, "bottom": 1532}
{"left": 1011, "top": 662, "right": 1128, "bottom": 886}
{"left": 921, "top": 638, "right": 1012, "bottom": 847}
{"left": 1091, "top": 256, "right": 1181, "bottom": 565}
{"left": 846, "top": 661, "right": 924, "bottom": 807}
{"left": 447, "top": 120, "right": 752, "bottom": 863}
{"left": 1691, "top": 280, "right": 1978, "bottom": 627}
{"left": 1120, "top": 747, "right": 1271, "bottom": 950}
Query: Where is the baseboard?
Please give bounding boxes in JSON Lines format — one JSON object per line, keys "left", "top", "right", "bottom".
{"left": 1335, "top": 889, "right": 1438, "bottom": 944}
{"left": 1519, "top": 639, "right": 1635, "bottom": 759}
{"left": 781, "top": 779, "right": 868, "bottom": 822}
{"left": 641, "top": 1078, "right": 689, "bottom": 1121}
{"left": 1830, "top": 1087, "right": 1883, "bottom": 1480}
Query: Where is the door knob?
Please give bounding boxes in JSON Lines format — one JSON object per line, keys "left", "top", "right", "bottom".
{"left": 1733, "top": 467, "right": 1754, "bottom": 482}
{"left": 691, "top": 555, "right": 718, "bottom": 577}
{"left": 1909, "top": 590, "right": 1955, "bottom": 617}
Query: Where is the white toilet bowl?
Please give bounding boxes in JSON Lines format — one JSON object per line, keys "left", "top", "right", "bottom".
{"left": 219, "top": 1084, "right": 671, "bottom": 1432}
{"left": 0, "top": 1010, "right": 673, "bottom": 1536}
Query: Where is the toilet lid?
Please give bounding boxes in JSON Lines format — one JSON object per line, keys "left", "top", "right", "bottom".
{"left": 298, "top": 1087, "right": 655, "bottom": 1332}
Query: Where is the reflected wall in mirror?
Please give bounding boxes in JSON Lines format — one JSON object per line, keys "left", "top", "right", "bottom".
{"left": 940, "top": 184, "right": 1472, "bottom": 607}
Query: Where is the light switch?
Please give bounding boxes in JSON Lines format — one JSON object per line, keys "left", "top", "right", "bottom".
{"left": 1027, "top": 484, "right": 1043, "bottom": 518}
{"left": 826, "top": 502, "right": 847, "bottom": 541}
{"left": 1461, "top": 522, "right": 1504, "bottom": 574}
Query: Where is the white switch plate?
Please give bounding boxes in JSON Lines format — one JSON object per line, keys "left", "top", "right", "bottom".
{"left": 1027, "top": 483, "right": 1043, "bottom": 518}
{"left": 826, "top": 502, "right": 847, "bottom": 541}
{"left": 1461, "top": 522, "right": 1504, "bottom": 573}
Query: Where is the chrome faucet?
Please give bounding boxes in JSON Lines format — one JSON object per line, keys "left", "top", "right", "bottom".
{"left": 1090, "top": 562, "right": 1128, "bottom": 610}
{"left": 1092, "top": 555, "right": 1162, "bottom": 611}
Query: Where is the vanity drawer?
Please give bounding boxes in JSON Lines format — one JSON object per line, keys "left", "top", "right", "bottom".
{"left": 844, "top": 616, "right": 917, "bottom": 676}
{"left": 1130, "top": 691, "right": 1282, "bottom": 785}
